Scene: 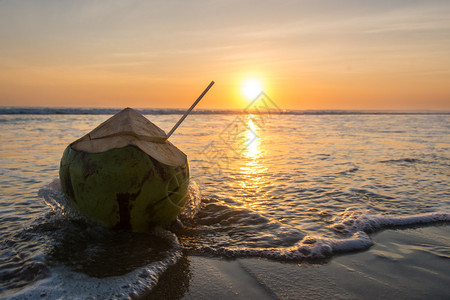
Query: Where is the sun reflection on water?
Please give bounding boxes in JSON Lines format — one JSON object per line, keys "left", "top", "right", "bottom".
{"left": 236, "top": 116, "right": 270, "bottom": 210}
{"left": 245, "top": 117, "right": 260, "bottom": 159}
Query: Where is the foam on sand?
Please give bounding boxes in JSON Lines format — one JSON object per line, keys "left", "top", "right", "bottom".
{"left": 6, "top": 229, "right": 182, "bottom": 300}
{"left": 330, "top": 208, "right": 450, "bottom": 234}
{"left": 193, "top": 208, "right": 449, "bottom": 261}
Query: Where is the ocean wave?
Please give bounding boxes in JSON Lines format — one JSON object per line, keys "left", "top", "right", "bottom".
{"left": 338, "top": 167, "right": 359, "bottom": 175}
{"left": 177, "top": 192, "right": 449, "bottom": 262}
{"left": 37, "top": 180, "right": 450, "bottom": 262}
{"left": 1, "top": 107, "right": 449, "bottom": 115}
{"left": 0, "top": 107, "right": 189, "bottom": 115}
{"left": 329, "top": 207, "right": 450, "bottom": 234}
{"left": 188, "top": 207, "right": 449, "bottom": 261}
{"left": 379, "top": 158, "right": 421, "bottom": 164}
{"left": 16, "top": 180, "right": 448, "bottom": 298}
{"left": 191, "top": 231, "right": 372, "bottom": 261}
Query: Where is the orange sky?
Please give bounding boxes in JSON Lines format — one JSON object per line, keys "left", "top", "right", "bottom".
{"left": 0, "top": 1, "right": 449, "bottom": 110}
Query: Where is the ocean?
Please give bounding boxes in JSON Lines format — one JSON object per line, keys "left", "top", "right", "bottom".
{"left": 0, "top": 109, "right": 449, "bottom": 299}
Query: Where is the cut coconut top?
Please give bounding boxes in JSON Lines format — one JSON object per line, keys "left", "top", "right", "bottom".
{"left": 71, "top": 107, "right": 187, "bottom": 167}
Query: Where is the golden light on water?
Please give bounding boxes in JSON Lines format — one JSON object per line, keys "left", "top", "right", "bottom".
{"left": 238, "top": 116, "right": 267, "bottom": 198}
{"left": 245, "top": 117, "right": 260, "bottom": 158}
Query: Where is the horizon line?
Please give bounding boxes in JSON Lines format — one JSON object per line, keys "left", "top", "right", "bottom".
{"left": 1, "top": 106, "right": 449, "bottom": 115}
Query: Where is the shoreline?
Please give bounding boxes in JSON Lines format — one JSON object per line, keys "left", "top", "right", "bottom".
{"left": 148, "top": 224, "right": 449, "bottom": 299}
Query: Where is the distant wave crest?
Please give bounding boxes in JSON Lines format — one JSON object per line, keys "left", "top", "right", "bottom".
{"left": 1, "top": 107, "right": 449, "bottom": 115}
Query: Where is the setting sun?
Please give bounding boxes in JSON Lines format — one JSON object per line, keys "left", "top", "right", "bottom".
{"left": 241, "top": 79, "right": 263, "bottom": 101}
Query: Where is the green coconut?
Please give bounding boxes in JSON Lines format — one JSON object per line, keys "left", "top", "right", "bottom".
{"left": 59, "top": 108, "right": 189, "bottom": 232}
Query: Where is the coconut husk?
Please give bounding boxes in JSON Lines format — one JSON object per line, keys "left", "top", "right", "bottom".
{"left": 71, "top": 107, "right": 187, "bottom": 167}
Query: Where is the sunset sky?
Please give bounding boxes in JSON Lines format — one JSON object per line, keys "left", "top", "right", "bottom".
{"left": 0, "top": 0, "right": 449, "bottom": 110}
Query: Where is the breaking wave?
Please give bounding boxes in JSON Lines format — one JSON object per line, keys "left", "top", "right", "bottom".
{"left": 6, "top": 180, "right": 448, "bottom": 299}
{"left": 178, "top": 199, "right": 449, "bottom": 261}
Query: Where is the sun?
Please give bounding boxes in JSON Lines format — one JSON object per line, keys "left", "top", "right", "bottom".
{"left": 241, "top": 79, "right": 263, "bottom": 100}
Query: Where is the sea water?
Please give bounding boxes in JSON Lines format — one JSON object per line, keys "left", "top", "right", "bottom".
{"left": 0, "top": 110, "right": 449, "bottom": 298}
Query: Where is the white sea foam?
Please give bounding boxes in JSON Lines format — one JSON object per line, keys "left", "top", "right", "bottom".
{"left": 38, "top": 179, "right": 67, "bottom": 211}
{"left": 193, "top": 208, "right": 449, "bottom": 261}
{"left": 178, "top": 181, "right": 202, "bottom": 222}
{"left": 329, "top": 207, "right": 450, "bottom": 234}
{"left": 196, "top": 230, "right": 373, "bottom": 260}
{"left": 6, "top": 228, "right": 182, "bottom": 300}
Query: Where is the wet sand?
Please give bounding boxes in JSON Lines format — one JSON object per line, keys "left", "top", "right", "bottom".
{"left": 148, "top": 225, "right": 449, "bottom": 299}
